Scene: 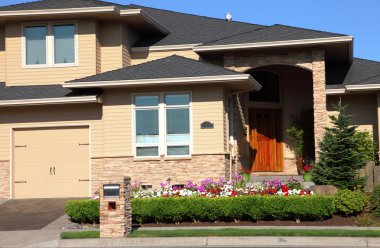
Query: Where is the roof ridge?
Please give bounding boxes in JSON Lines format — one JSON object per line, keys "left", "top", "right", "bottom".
{"left": 126, "top": 4, "right": 264, "bottom": 28}
{"left": 273, "top": 24, "right": 348, "bottom": 37}
{"left": 201, "top": 26, "right": 270, "bottom": 45}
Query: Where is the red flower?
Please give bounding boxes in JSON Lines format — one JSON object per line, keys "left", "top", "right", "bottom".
{"left": 281, "top": 185, "right": 289, "bottom": 193}
{"left": 303, "top": 165, "right": 309, "bottom": 172}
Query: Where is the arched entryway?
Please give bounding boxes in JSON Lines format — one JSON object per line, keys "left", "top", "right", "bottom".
{"left": 244, "top": 65, "right": 314, "bottom": 174}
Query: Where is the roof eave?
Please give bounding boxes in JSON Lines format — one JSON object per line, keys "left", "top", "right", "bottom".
{"left": 0, "top": 6, "right": 118, "bottom": 17}
{"left": 120, "top": 9, "right": 170, "bottom": 35}
{"left": 0, "top": 95, "right": 101, "bottom": 107}
{"left": 63, "top": 74, "right": 261, "bottom": 91}
{"left": 194, "top": 36, "right": 354, "bottom": 53}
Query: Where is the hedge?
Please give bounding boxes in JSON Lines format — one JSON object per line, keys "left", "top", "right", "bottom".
{"left": 132, "top": 196, "right": 335, "bottom": 224}
{"left": 65, "top": 199, "right": 100, "bottom": 223}
{"left": 65, "top": 195, "right": 341, "bottom": 224}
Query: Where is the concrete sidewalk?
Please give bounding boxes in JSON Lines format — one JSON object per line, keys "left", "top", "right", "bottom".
{"left": 59, "top": 236, "right": 380, "bottom": 248}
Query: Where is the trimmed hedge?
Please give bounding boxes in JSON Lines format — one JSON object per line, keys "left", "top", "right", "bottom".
{"left": 333, "top": 190, "right": 367, "bottom": 216}
{"left": 132, "top": 196, "right": 335, "bottom": 224}
{"left": 65, "top": 199, "right": 100, "bottom": 223}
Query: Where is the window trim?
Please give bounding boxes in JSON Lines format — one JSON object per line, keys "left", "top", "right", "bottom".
{"left": 132, "top": 92, "right": 192, "bottom": 159}
{"left": 22, "top": 21, "right": 78, "bottom": 68}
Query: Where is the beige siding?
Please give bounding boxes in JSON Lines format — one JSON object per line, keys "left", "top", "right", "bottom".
{"left": 131, "top": 49, "right": 199, "bottom": 65}
{"left": 0, "top": 104, "right": 103, "bottom": 161}
{"left": 99, "top": 22, "right": 123, "bottom": 73}
{"left": 327, "top": 94, "right": 378, "bottom": 141}
{"left": 101, "top": 85, "right": 226, "bottom": 157}
{"left": 0, "top": 26, "right": 5, "bottom": 82}
{"left": 5, "top": 20, "right": 97, "bottom": 86}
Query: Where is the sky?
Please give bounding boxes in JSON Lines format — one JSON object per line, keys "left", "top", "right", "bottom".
{"left": 1, "top": 0, "right": 380, "bottom": 61}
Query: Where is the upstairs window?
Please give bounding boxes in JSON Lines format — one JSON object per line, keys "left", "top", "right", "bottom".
{"left": 23, "top": 22, "right": 77, "bottom": 67}
{"left": 53, "top": 24, "right": 76, "bottom": 64}
{"left": 25, "top": 25, "right": 47, "bottom": 65}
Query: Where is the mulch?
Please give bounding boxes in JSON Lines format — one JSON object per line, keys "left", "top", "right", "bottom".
{"left": 136, "top": 215, "right": 371, "bottom": 228}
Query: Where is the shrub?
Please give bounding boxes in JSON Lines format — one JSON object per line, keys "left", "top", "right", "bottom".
{"left": 313, "top": 101, "right": 366, "bottom": 189}
{"left": 65, "top": 199, "right": 99, "bottom": 223}
{"left": 131, "top": 195, "right": 334, "bottom": 224}
{"left": 370, "top": 185, "right": 380, "bottom": 217}
{"left": 355, "top": 214, "right": 377, "bottom": 227}
{"left": 334, "top": 190, "right": 367, "bottom": 216}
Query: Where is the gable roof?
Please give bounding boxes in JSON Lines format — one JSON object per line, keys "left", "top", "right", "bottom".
{"left": 64, "top": 55, "right": 260, "bottom": 90}
{"left": 128, "top": 4, "right": 265, "bottom": 47}
{"left": 0, "top": 0, "right": 126, "bottom": 11}
{"left": 67, "top": 55, "right": 244, "bottom": 83}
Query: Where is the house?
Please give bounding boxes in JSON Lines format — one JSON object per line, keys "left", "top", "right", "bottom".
{"left": 0, "top": 0, "right": 378, "bottom": 199}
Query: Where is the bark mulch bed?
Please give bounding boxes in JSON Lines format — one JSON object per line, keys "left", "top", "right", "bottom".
{"left": 137, "top": 214, "right": 380, "bottom": 227}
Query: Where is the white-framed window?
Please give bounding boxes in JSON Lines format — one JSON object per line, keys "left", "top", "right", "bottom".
{"left": 133, "top": 93, "right": 191, "bottom": 158}
{"left": 23, "top": 22, "right": 78, "bottom": 68}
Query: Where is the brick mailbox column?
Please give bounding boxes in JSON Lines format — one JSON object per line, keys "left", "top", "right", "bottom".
{"left": 100, "top": 176, "right": 132, "bottom": 238}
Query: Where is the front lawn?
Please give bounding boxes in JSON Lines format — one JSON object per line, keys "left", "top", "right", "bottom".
{"left": 60, "top": 231, "right": 100, "bottom": 239}
{"left": 60, "top": 229, "right": 380, "bottom": 239}
{"left": 129, "top": 228, "right": 380, "bottom": 237}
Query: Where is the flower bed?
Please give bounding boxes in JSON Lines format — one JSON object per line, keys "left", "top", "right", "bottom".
{"left": 131, "top": 174, "right": 313, "bottom": 198}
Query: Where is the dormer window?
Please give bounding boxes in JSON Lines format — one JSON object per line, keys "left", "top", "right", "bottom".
{"left": 23, "top": 22, "right": 77, "bottom": 67}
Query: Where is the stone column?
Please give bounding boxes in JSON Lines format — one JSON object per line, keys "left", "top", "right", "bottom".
{"left": 100, "top": 177, "right": 132, "bottom": 238}
{"left": 312, "top": 48, "right": 327, "bottom": 160}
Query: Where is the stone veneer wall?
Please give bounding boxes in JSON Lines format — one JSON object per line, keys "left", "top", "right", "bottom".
{"left": 0, "top": 161, "right": 10, "bottom": 199}
{"left": 91, "top": 154, "right": 229, "bottom": 193}
{"left": 99, "top": 176, "right": 132, "bottom": 238}
{"left": 224, "top": 48, "right": 327, "bottom": 171}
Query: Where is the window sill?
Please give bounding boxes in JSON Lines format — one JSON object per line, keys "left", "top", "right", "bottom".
{"left": 133, "top": 156, "right": 192, "bottom": 162}
{"left": 22, "top": 63, "right": 79, "bottom": 69}
{"left": 164, "top": 156, "right": 192, "bottom": 161}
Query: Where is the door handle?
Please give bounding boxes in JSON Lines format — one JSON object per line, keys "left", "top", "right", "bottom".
{"left": 53, "top": 167, "right": 55, "bottom": 175}
{"left": 50, "top": 167, "right": 52, "bottom": 175}
{"left": 15, "top": 181, "right": 27, "bottom": 183}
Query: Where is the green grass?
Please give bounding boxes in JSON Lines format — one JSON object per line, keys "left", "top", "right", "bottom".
{"left": 60, "top": 229, "right": 380, "bottom": 239}
{"left": 128, "top": 228, "right": 380, "bottom": 238}
{"left": 60, "top": 231, "right": 100, "bottom": 239}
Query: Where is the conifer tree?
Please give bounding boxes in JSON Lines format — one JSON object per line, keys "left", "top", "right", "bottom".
{"left": 313, "top": 100, "right": 365, "bottom": 189}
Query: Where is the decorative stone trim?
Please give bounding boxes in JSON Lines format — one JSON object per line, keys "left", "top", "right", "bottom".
{"left": 0, "top": 161, "right": 10, "bottom": 199}
{"left": 91, "top": 154, "right": 230, "bottom": 194}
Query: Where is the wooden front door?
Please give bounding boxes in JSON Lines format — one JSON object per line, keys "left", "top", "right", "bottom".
{"left": 249, "top": 109, "right": 283, "bottom": 172}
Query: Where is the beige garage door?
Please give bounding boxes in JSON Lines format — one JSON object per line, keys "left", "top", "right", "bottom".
{"left": 13, "top": 126, "right": 90, "bottom": 199}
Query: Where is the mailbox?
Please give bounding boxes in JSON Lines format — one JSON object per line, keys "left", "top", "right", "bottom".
{"left": 103, "top": 184, "right": 120, "bottom": 198}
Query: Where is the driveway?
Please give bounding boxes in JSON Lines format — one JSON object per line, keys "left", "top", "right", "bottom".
{"left": 0, "top": 198, "right": 68, "bottom": 231}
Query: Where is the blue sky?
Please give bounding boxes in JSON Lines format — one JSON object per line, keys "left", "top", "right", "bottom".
{"left": 1, "top": 0, "right": 380, "bottom": 61}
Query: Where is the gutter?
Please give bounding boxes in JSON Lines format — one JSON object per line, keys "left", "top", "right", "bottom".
{"left": 63, "top": 75, "right": 261, "bottom": 90}
{"left": 194, "top": 36, "right": 353, "bottom": 52}
{"left": 0, "top": 6, "right": 117, "bottom": 16}
{"left": 0, "top": 95, "right": 101, "bottom": 107}
{"left": 326, "top": 84, "right": 380, "bottom": 95}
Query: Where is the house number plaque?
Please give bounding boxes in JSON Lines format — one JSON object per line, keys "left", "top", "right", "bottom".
{"left": 201, "top": 121, "right": 214, "bottom": 129}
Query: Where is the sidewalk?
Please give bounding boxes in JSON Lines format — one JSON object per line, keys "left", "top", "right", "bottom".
{"left": 59, "top": 236, "right": 380, "bottom": 248}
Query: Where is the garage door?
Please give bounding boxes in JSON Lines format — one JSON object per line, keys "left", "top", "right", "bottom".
{"left": 13, "top": 126, "right": 90, "bottom": 199}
